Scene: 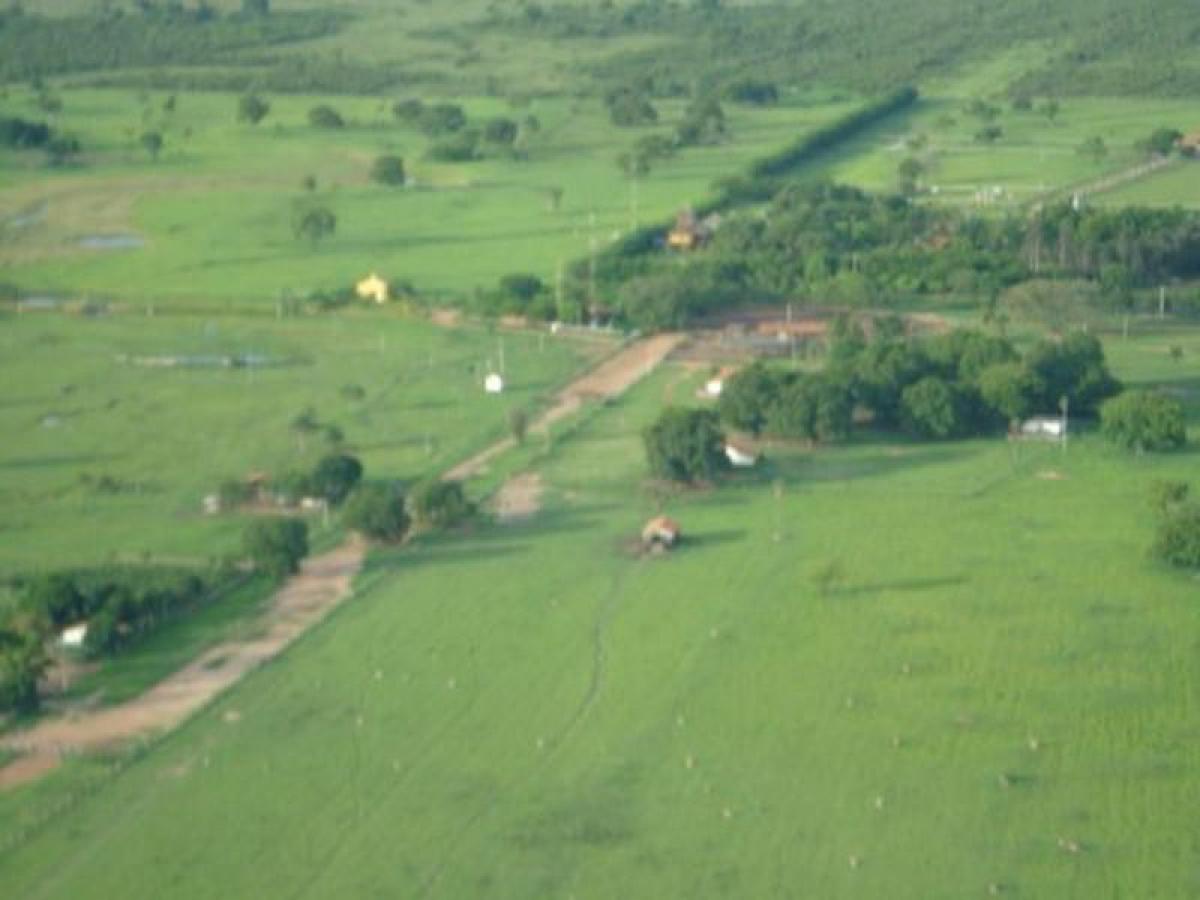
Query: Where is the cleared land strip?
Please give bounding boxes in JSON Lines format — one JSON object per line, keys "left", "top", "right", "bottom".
{"left": 442, "top": 332, "right": 685, "bottom": 482}
{"left": 0, "top": 332, "right": 684, "bottom": 790}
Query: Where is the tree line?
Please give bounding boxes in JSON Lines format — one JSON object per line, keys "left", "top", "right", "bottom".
{"left": 719, "top": 323, "right": 1121, "bottom": 443}
{"left": 0, "top": 4, "right": 344, "bottom": 83}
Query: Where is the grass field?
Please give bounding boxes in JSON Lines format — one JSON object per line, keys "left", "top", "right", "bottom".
{"left": 0, "top": 309, "right": 596, "bottom": 575}
{"left": 0, "top": 88, "right": 857, "bottom": 306}
{"left": 812, "top": 92, "right": 1200, "bottom": 208}
{"left": 2, "top": 323, "right": 1197, "bottom": 897}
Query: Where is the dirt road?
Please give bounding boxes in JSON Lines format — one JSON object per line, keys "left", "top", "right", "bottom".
{"left": 443, "top": 332, "right": 685, "bottom": 482}
{"left": 0, "top": 540, "right": 364, "bottom": 789}
{"left": 0, "top": 333, "right": 685, "bottom": 789}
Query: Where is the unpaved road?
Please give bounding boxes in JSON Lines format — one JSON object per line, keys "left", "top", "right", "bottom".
{"left": 0, "top": 333, "right": 684, "bottom": 789}
{"left": 443, "top": 332, "right": 685, "bottom": 482}
{"left": 0, "top": 540, "right": 365, "bottom": 789}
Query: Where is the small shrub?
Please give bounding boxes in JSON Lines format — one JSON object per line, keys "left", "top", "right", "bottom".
{"left": 343, "top": 483, "right": 410, "bottom": 542}
{"left": 1152, "top": 502, "right": 1200, "bottom": 569}
{"left": 370, "top": 155, "right": 405, "bottom": 186}
{"left": 311, "top": 454, "right": 363, "bottom": 505}
{"left": 410, "top": 480, "right": 474, "bottom": 529}
{"left": 1149, "top": 480, "right": 1190, "bottom": 515}
{"left": 243, "top": 519, "right": 308, "bottom": 579}
{"left": 1100, "top": 390, "right": 1187, "bottom": 453}
{"left": 308, "top": 104, "right": 345, "bottom": 129}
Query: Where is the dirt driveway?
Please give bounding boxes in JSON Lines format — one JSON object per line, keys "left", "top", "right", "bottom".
{"left": 443, "top": 332, "right": 685, "bottom": 482}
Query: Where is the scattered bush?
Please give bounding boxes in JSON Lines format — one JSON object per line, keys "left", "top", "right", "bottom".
{"left": 243, "top": 519, "right": 308, "bottom": 579}
{"left": 1100, "top": 390, "right": 1187, "bottom": 453}
{"left": 308, "top": 104, "right": 344, "bottom": 128}
{"left": 901, "top": 376, "right": 969, "bottom": 439}
{"left": 409, "top": 480, "right": 474, "bottom": 529}
{"left": 343, "top": 483, "right": 410, "bottom": 542}
{"left": 370, "top": 154, "right": 406, "bottom": 186}
{"left": 1152, "top": 502, "right": 1200, "bottom": 569}
{"left": 311, "top": 454, "right": 363, "bottom": 505}
{"left": 1149, "top": 479, "right": 1190, "bottom": 515}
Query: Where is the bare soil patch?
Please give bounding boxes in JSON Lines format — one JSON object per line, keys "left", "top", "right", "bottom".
{"left": 492, "top": 473, "right": 544, "bottom": 522}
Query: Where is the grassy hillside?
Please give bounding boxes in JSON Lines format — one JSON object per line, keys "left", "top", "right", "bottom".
{"left": 2, "top": 325, "right": 1198, "bottom": 897}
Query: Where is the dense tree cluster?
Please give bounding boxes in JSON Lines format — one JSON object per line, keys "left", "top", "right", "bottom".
{"left": 719, "top": 325, "right": 1119, "bottom": 442}
{"left": 491, "top": 0, "right": 1200, "bottom": 99}
{"left": 586, "top": 165, "right": 1200, "bottom": 330}
{"left": 0, "top": 6, "right": 344, "bottom": 82}
{"left": 2, "top": 567, "right": 231, "bottom": 682}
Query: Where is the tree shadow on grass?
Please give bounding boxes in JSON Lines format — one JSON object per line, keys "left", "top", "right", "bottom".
{"left": 682, "top": 528, "right": 747, "bottom": 550}
{"left": 0, "top": 453, "right": 121, "bottom": 470}
{"left": 835, "top": 574, "right": 969, "bottom": 598}
{"left": 780, "top": 443, "right": 979, "bottom": 485}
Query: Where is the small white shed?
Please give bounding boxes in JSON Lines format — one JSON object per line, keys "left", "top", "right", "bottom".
{"left": 60, "top": 623, "right": 88, "bottom": 649}
{"left": 484, "top": 373, "right": 505, "bottom": 394}
{"left": 1021, "top": 417, "right": 1067, "bottom": 440}
{"left": 725, "top": 442, "right": 759, "bottom": 468}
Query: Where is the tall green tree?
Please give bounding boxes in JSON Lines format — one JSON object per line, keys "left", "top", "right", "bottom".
{"left": 644, "top": 407, "right": 729, "bottom": 483}
{"left": 237, "top": 93, "right": 270, "bottom": 126}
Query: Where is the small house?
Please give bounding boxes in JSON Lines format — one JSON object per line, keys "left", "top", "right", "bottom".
{"left": 1020, "top": 416, "right": 1067, "bottom": 440}
{"left": 355, "top": 273, "right": 390, "bottom": 304}
{"left": 666, "top": 208, "right": 719, "bottom": 251}
{"left": 725, "top": 442, "right": 759, "bottom": 468}
{"left": 642, "top": 516, "right": 681, "bottom": 549}
{"left": 60, "top": 623, "right": 88, "bottom": 649}
{"left": 704, "top": 378, "right": 724, "bottom": 398}
{"left": 484, "top": 373, "right": 505, "bottom": 394}
{"left": 1177, "top": 131, "right": 1200, "bottom": 157}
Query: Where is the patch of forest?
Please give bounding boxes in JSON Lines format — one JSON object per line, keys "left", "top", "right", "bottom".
{"left": 0, "top": 5, "right": 347, "bottom": 83}
{"left": 488, "top": 0, "right": 1200, "bottom": 99}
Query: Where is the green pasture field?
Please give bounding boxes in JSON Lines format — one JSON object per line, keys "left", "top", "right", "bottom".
{"left": 0, "top": 308, "right": 596, "bottom": 576}
{"left": 0, "top": 87, "right": 856, "bottom": 306}
{"left": 809, "top": 86, "right": 1200, "bottom": 209}
{"left": 1093, "top": 159, "right": 1200, "bottom": 209}
{"left": 2, "top": 322, "right": 1197, "bottom": 898}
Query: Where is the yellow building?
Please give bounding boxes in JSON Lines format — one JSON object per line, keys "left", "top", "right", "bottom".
{"left": 355, "top": 273, "right": 389, "bottom": 304}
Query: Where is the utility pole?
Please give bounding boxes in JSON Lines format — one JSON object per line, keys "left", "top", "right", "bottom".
{"left": 588, "top": 209, "right": 598, "bottom": 325}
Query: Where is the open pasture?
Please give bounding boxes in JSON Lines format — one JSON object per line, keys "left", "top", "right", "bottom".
{"left": 0, "top": 309, "right": 594, "bottom": 575}
{"left": 1, "top": 324, "right": 1197, "bottom": 897}
{"left": 813, "top": 89, "right": 1200, "bottom": 209}
{"left": 0, "top": 87, "right": 856, "bottom": 306}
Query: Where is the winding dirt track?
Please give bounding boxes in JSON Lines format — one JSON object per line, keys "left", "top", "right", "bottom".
{"left": 0, "top": 540, "right": 365, "bottom": 789}
{"left": 0, "top": 332, "right": 684, "bottom": 790}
